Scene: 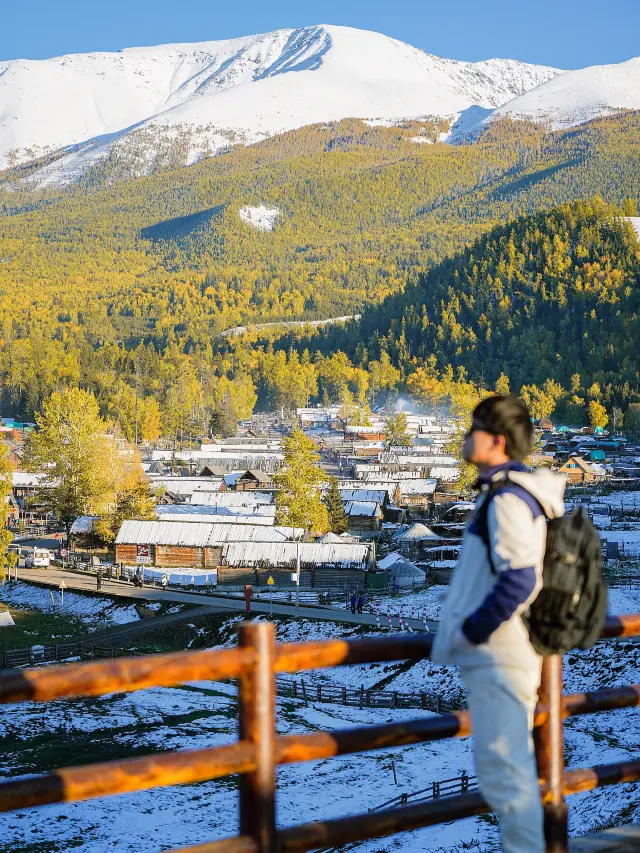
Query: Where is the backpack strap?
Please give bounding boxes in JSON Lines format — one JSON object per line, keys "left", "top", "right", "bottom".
{"left": 473, "top": 478, "right": 503, "bottom": 575}
{"left": 473, "top": 473, "right": 545, "bottom": 575}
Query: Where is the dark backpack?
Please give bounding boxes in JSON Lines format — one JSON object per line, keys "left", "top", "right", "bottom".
{"left": 475, "top": 476, "right": 608, "bottom": 656}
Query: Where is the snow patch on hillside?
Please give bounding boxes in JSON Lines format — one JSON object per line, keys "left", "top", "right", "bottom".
{"left": 626, "top": 217, "right": 640, "bottom": 240}
{"left": 239, "top": 205, "right": 280, "bottom": 231}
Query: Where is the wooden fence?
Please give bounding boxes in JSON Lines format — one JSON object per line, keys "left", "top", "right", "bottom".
{"left": 1, "top": 646, "right": 459, "bottom": 714}
{"left": 368, "top": 772, "right": 478, "bottom": 811}
{"left": 1, "top": 642, "right": 142, "bottom": 669}
{"left": 0, "top": 616, "right": 639, "bottom": 853}
{"left": 278, "top": 676, "right": 459, "bottom": 713}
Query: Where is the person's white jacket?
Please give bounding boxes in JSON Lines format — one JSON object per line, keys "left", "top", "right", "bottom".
{"left": 432, "top": 462, "right": 566, "bottom": 670}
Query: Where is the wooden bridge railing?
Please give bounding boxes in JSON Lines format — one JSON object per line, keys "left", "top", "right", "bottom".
{"left": 0, "top": 615, "right": 639, "bottom": 853}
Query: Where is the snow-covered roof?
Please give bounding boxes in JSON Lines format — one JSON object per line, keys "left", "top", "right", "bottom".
{"left": 338, "top": 489, "right": 388, "bottom": 504}
{"left": 344, "top": 501, "right": 383, "bottom": 518}
{"left": 221, "top": 541, "right": 373, "bottom": 569}
{"left": 157, "top": 502, "right": 275, "bottom": 517}
{"left": 115, "top": 520, "right": 295, "bottom": 546}
{"left": 396, "top": 522, "right": 439, "bottom": 541}
{"left": 344, "top": 425, "right": 385, "bottom": 434}
{"left": 318, "top": 531, "right": 359, "bottom": 544}
{"left": 70, "top": 515, "right": 98, "bottom": 534}
{"left": 188, "top": 491, "right": 274, "bottom": 507}
{"left": 430, "top": 467, "right": 461, "bottom": 482}
{"left": 12, "top": 472, "right": 45, "bottom": 487}
{"left": 377, "top": 551, "right": 404, "bottom": 569}
{"left": 396, "top": 479, "right": 437, "bottom": 496}
{"left": 388, "top": 557, "right": 425, "bottom": 579}
{"left": 156, "top": 512, "right": 274, "bottom": 526}
{"left": 152, "top": 477, "right": 224, "bottom": 496}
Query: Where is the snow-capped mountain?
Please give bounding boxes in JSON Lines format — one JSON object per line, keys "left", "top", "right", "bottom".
{"left": 491, "top": 56, "right": 640, "bottom": 129}
{"left": 0, "top": 25, "right": 562, "bottom": 184}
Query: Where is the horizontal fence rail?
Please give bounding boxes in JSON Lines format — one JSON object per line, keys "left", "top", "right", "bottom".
{"left": 0, "top": 614, "right": 639, "bottom": 853}
{"left": 279, "top": 676, "right": 459, "bottom": 713}
{"left": 368, "top": 773, "right": 478, "bottom": 812}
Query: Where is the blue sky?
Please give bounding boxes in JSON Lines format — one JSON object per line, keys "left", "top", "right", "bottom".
{"left": 3, "top": 0, "right": 638, "bottom": 69}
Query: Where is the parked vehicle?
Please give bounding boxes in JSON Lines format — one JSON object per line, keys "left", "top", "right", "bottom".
{"left": 26, "top": 548, "right": 52, "bottom": 568}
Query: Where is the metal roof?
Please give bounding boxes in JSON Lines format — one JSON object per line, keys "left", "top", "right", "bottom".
{"left": 156, "top": 513, "right": 274, "bottom": 526}
{"left": 159, "top": 503, "right": 276, "bottom": 517}
{"left": 115, "top": 520, "right": 294, "bottom": 546}
{"left": 397, "top": 479, "right": 437, "bottom": 495}
{"left": 189, "top": 492, "right": 274, "bottom": 507}
{"left": 338, "top": 489, "right": 388, "bottom": 504}
{"left": 344, "top": 501, "right": 383, "bottom": 518}
{"left": 430, "top": 467, "right": 461, "bottom": 481}
{"left": 221, "top": 542, "right": 373, "bottom": 568}
{"left": 70, "top": 515, "right": 98, "bottom": 534}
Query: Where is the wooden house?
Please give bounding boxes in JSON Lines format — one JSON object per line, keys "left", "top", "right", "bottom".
{"left": 558, "top": 457, "right": 596, "bottom": 484}
{"left": 234, "top": 469, "right": 273, "bottom": 491}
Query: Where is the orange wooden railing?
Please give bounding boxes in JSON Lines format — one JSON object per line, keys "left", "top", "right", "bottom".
{"left": 0, "top": 615, "right": 639, "bottom": 853}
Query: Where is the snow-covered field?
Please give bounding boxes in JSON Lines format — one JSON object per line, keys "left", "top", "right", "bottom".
{"left": 0, "top": 597, "right": 638, "bottom": 852}
{"left": 238, "top": 205, "right": 280, "bottom": 231}
{"left": 1, "top": 486, "right": 639, "bottom": 852}
{"left": 0, "top": 581, "right": 141, "bottom": 627}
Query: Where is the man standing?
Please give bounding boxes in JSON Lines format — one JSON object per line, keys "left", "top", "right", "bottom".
{"left": 432, "top": 396, "right": 566, "bottom": 853}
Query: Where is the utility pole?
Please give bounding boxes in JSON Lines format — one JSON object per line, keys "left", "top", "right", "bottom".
{"left": 295, "top": 535, "right": 301, "bottom": 616}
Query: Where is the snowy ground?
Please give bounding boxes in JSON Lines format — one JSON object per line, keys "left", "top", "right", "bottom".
{"left": 0, "top": 582, "right": 141, "bottom": 627}
{"left": 238, "top": 205, "right": 280, "bottom": 231}
{"left": 1, "top": 598, "right": 638, "bottom": 852}
{"left": 1, "top": 489, "right": 639, "bottom": 852}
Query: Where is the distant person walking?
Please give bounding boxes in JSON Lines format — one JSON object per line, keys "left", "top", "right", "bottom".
{"left": 161, "top": 574, "right": 168, "bottom": 591}
{"left": 432, "top": 396, "right": 566, "bottom": 853}
{"left": 96, "top": 569, "right": 103, "bottom": 591}
{"left": 350, "top": 593, "right": 357, "bottom": 614}
{"left": 357, "top": 594, "right": 365, "bottom": 614}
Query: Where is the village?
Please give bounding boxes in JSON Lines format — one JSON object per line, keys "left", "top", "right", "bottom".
{"left": 2, "top": 402, "right": 640, "bottom": 852}
{"left": 5, "top": 404, "right": 640, "bottom": 600}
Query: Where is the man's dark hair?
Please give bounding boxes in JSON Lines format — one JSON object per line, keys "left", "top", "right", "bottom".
{"left": 472, "top": 395, "right": 534, "bottom": 461}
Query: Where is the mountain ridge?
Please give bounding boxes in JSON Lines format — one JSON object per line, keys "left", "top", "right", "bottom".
{"left": 0, "top": 24, "right": 562, "bottom": 183}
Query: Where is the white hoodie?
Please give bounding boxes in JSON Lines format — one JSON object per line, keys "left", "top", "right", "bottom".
{"left": 432, "top": 465, "right": 566, "bottom": 670}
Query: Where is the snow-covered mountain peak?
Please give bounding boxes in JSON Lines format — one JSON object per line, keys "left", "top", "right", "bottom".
{"left": 491, "top": 55, "right": 640, "bottom": 129}
{"left": 0, "top": 24, "right": 564, "bottom": 182}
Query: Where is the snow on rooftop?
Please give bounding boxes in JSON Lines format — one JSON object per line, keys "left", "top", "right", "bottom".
{"left": 239, "top": 205, "right": 280, "bottom": 231}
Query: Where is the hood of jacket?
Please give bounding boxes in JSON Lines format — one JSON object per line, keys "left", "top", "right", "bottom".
{"left": 496, "top": 466, "right": 566, "bottom": 519}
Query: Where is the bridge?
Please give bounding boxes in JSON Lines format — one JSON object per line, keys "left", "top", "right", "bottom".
{"left": 0, "top": 612, "right": 638, "bottom": 852}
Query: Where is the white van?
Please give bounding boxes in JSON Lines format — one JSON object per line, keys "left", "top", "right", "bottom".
{"left": 25, "top": 548, "right": 51, "bottom": 568}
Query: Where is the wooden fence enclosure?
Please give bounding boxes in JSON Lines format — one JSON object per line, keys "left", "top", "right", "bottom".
{"left": 0, "top": 616, "right": 639, "bottom": 853}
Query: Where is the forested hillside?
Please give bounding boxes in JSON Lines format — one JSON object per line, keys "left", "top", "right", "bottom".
{"left": 1, "top": 111, "right": 639, "bottom": 427}
{"left": 326, "top": 198, "right": 640, "bottom": 393}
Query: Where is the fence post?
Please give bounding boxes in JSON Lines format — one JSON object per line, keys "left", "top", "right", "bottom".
{"left": 537, "top": 655, "right": 568, "bottom": 853}
{"left": 237, "top": 621, "right": 277, "bottom": 853}
{"left": 342, "top": 686, "right": 347, "bottom": 703}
